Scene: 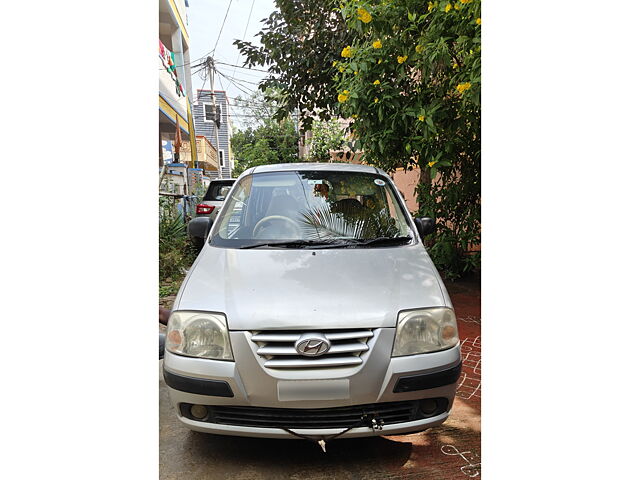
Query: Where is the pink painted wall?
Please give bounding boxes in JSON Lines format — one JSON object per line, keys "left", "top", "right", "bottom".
{"left": 390, "top": 168, "right": 421, "bottom": 214}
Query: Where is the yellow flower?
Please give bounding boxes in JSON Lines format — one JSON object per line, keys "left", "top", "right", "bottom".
{"left": 454, "top": 3, "right": 461, "bottom": 10}
{"left": 332, "top": 61, "right": 337, "bottom": 67}
{"left": 341, "top": 46, "right": 353, "bottom": 58}
{"left": 378, "top": 58, "right": 382, "bottom": 64}
{"left": 397, "top": 55, "right": 408, "bottom": 64}
{"left": 460, "top": 0, "right": 472, "bottom": 4}
{"left": 445, "top": 3, "right": 452, "bottom": 12}
{"left": 373, "top": 40, "right": 382, "bottom": 49}
{"left": 357, "top": 7, "right": 372, "bottom": 24}
{"left": 418, "top": 115, "right": 425, "bottom": 122}
{"left": 338, "top": 93, "right": 348, "bottom": 103}
{"left": 455, "top": 82, "right": 471, "bottom": 94}
{"left": 428, "top": 1, "right": 436, "bottom": 12}
{"left": 374, "top": 97, "right": 379, "bottom": 103}
{"left": 428, "top": 161, "right": 436, "bottom": 167}
{"left": 415, "top": 44, "right": 424, "bottom": 54}
{"left": 342, "top": 89, "right": 349, "bottom": 94}
{"left": 352, "top": 114, "right": 358, "bottom": 119}
{"left": 373, "top": 79, "right": 381, "bottom": 85}
{"left": 452, "top": 62, "right": 459, "bottom": 69}
{"left": 338, "top": 66, "right": 345, "bottom": 72}
{"left": 354, "top": 71, "right": 358, "bottom": 75}
{"left": 476, "top": 17, "right": 481, "bottom": 25}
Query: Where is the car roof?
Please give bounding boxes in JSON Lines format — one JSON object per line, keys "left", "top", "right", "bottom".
{"left": 251, "top": 162, "right": 379, "bottom": 174}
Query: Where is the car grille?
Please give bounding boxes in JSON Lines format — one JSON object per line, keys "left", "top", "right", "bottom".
{"left": 250, "top": 329, "right": 374, "bottom": 369}
{"left": 180, "top": 400, "right": 426, "bottom": 429}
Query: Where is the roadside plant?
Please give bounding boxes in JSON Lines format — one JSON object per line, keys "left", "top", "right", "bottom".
{"left": 159, "top": 196, "right": 198, "bottom": 283}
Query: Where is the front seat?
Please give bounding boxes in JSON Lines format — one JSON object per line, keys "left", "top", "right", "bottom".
{"left": 332, "top": 198, "right": 364, "bottom": 216}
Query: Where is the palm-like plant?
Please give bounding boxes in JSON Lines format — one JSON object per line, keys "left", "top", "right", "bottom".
{"left": 298, "top": 203, "right": 400, "bottom": 240}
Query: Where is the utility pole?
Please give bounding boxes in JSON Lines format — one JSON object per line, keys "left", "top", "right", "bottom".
{"left": 206, "top": 56, "right": 222, "bottom": 179}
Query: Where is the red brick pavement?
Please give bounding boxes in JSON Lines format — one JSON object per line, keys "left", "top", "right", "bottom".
{"left": 379, "top": 278, "right": 481, "bottom": 480}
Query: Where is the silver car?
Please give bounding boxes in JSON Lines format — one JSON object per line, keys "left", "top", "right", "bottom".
{"left": 165, "top": 163, "right": 461, "bottom": 441}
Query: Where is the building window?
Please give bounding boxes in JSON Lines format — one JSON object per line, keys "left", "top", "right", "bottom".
{"left": 219, "top": 150, "right": 225, "bottom": 168}
{"left": 204, "top": 104, "right": 215, "bottom": 122}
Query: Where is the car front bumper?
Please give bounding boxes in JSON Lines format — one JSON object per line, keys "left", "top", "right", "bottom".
{"left": 163, "top": 330, "right": 461, "bottom": 439}
{"left": 175, "top": 410, "right": 452, "bottom": 440}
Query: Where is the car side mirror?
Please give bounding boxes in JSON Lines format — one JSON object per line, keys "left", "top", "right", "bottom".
{"left": 188, "top": 217, "right": 213, "bottom": 240}
{"left": 413, "top": 217, "right": 435, "bottom": 237}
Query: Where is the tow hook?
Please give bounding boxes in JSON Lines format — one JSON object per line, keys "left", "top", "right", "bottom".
{"left": 370, "top": 417, "right": 385, "bottom": 431}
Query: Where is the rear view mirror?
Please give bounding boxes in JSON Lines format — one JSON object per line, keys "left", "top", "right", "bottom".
{"left": 413, "top": 217, "right": 435, "bottom": 238}
{"left": 188, "top": 217, "right": 213, "bottom": 239}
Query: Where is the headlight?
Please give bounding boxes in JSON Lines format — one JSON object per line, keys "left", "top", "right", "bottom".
{"left": 392, "top": 307, "right": 459, "bottom": 357}
{"left": 166, "top": 311, "right": 233, "bottom": 360}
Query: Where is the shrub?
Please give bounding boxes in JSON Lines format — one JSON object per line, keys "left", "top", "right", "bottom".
{"left": 159, "top": 196, "right": 198, "bottom": 284}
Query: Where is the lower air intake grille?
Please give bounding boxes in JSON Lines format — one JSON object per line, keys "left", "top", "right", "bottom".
{"left": 179, "top": 400, "right": 447, "bottom": 429}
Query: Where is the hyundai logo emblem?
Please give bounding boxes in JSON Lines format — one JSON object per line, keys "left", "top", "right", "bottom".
{"left": 295, "top": 333, "right": 331, "bottom": 357}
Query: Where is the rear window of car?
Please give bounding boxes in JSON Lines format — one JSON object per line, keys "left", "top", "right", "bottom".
{"left": 203, "top": 180, "right": 235, "bottom": 201}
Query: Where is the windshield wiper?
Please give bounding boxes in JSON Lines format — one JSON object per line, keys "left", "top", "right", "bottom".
{"left": 239, "top": 236, "right": 412, "bottom": 249}
{"left": 239, "top": 239, "right": 357, "bottom": 249}
{"left": 356, "top": 236, "right": 413, "bottom": 247}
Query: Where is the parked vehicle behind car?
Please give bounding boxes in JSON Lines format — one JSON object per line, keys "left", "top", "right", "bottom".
{"left": 195, "top": 178, "right": 236, "bottom": 219}
{"left": 164, "top": 163, "right": 461, "bottom": 442}
{"left": 191, "top": 179, "right": 236, "bottom": 250}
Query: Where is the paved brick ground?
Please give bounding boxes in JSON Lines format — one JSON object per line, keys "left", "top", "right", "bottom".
{"left": 159, "top": 278, "right": 480, "bottom": 480}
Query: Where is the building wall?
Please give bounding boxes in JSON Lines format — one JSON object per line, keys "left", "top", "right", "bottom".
{"left": 390, "top": 168, "right": 421, "bottom": 214}
{"left": 179, "top": 136, "right": 219, "bottom": 176}
{"left": 159, "top": 0, "right": 194, "bottom": 168}
{"left": 194, "top": 90, "right": 234, "bottom": 178}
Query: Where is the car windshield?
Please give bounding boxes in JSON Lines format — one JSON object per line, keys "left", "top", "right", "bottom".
{"left": 211, "top": 170, "right": 413, "bottom": 248}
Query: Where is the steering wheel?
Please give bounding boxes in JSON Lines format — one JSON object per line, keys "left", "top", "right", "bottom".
{"left": 253, "top": 215, "right": 302, "bottom": 238}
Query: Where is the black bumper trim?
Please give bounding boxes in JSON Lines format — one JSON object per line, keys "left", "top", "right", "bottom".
{"left": 393, "top": 362, "right": 463, "bottom": 393}
{"left": 163, "top": 369, "right": 234, "bottom": 397}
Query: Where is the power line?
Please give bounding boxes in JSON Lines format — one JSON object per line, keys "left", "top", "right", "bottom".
{"left": 217, "top": 70, "right": 255, "bottom": 97}
{"left": 216, "top": 61, "right": 271, "bottom": 73}
{"left": 223, "top": 75, "right": 261, "bottom": 86}
{"left": 213, "top": 0, "right": 234, "bottom": 56}
{"left": 224, "top": 0, "right": 256, "bottom": 93}
{"left": 216, "top": 65, "right": 266, "bottom": 79}
{"left": 159, "top": 59, "right": 206, "bottom": 71}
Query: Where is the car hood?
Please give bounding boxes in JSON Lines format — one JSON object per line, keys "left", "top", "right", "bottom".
{"left": 176, "top": 244, "right": 450, "bottom": 330}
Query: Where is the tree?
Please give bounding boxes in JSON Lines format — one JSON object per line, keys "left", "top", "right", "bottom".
{"left": 231, "top": 92, "right": 300, "bottom": 176}
{"left": 235, "top": 0, "right": 354, "bottom": 132}
{"left": 236, "top": 0, "right": 481, "bottom": 278}
{"left": 307, "top": 119, "right": 349, "bottom": 162}
{"left": 334, "top": 1, "right": 481, "bottom": 277}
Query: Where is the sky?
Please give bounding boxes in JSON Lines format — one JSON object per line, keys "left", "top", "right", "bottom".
{"left": 186, "top": 0, "right": 276, "bottom": 128}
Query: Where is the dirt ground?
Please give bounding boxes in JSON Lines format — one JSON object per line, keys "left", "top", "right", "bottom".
{"left": 159, "top": 277, "right": 480, "bottom": 480}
